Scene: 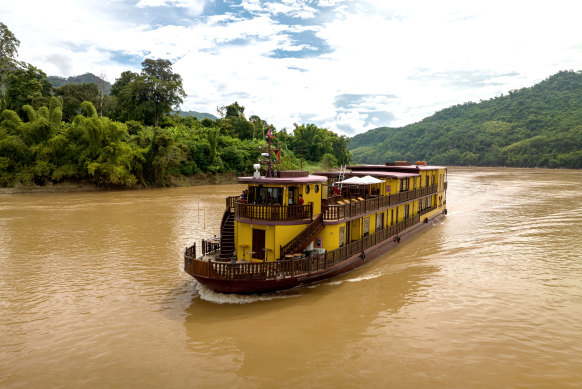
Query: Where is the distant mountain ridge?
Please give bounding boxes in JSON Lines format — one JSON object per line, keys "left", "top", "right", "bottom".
{"left": 348, "top": 70, "right": 582, "bottom": 169}
{"left": 177, "top": 110, "right": 218, "bottom": 121}
{"left": 48, "top": 73, "right": 112, "bottom": 95}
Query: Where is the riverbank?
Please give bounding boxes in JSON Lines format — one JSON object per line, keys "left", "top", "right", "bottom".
{"left": 0, "top": 173, "right": 239, "bottom": 194}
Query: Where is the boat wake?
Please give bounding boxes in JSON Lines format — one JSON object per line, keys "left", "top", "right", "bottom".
{"left": 311, "top": 271, "right": 384, "bottom": 288}
{"left": 194, "top": 282, "right": 302, "bottom": 304}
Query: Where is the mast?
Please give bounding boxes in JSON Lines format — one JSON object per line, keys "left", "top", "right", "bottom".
{"left": 260, "top": 127, "right": 280, "bottom": 178}
{"left": 266, "top": 135, "right": 273, "bottom": 177}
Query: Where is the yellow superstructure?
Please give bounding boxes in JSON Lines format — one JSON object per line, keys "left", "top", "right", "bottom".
{"left": 232, "top": 163, "right": 447, "bottom": 263}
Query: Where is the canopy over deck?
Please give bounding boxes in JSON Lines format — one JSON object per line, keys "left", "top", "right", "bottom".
{"left": 337, "top": 175, "right": 386, "bottom": 185}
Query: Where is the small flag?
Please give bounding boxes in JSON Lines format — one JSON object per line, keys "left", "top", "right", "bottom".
{"left": 266, "top": 126, "right": 274, "bottom": 139}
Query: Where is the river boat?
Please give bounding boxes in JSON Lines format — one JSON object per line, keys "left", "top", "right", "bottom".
{"left": 184, "top": 156, "right": 447, "bottom": 294}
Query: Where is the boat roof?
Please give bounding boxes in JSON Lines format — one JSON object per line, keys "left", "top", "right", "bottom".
{"left": 324, "top": 170, "right": 419, "bottom": 179}
{"left": 238, "top": 175, "right": 328, "bottom": 185}
{"left": 348, "top": 164, "right": 447, "bottom": 171}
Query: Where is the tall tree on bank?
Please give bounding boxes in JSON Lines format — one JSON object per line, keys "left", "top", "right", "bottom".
{"left": 0, "top": 22, "right": 20, "bottom": 111}
{"left": 55, "top": 82, "right": 100, "bottom": 122}
{"left": 111, "top": 59, "right": 186, "bottom": 127}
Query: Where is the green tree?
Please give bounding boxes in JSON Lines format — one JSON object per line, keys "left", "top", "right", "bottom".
{"left": 217, "top": 102, "right": 255, "bottom": 140}
{"left": 219, "top": 101, "right": 245, "bottom": 118}
{"left": 110, "top": 70, "right": 140, "bottom": 122}
{"left": 4, "top": 64, "right": 52, "bottom": 115}
{"left": 54, "top": 82, "right": 100, "bottom": 122}
{"left": 111, "top": 60, "right": 185, "bottom": 127}
{"left": 292, "top": 123, "right": 330, "bottom": 161}
{"left": 0, "top": 22, "right": 20, "bottom": 111}
{"left": 320, "top": 153, "right": 338, "bottom": 169}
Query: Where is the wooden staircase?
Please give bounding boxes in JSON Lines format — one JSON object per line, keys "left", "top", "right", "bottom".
{"left": 218, "top": 209, "right": 235, "bottom": 260}
{"left": 280, "top": 213, "right": 324, "bottom": 257}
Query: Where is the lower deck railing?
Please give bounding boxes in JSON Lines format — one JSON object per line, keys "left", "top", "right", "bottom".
{"left": 185, "top": 212, "right": 439, "bottom": 282}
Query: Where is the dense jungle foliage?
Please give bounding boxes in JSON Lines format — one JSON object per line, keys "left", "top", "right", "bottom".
{"left": 349, "top": 71, "right": 582, "bottom": 168}
{"left": 0, "top": 22, "right": 350, "bottom": 188}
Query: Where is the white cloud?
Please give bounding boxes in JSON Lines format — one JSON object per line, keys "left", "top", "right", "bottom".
{"left": 136, "top": 0, "right": 206, "bottom": 15}
{"left": 2, "top": 0, "right": 582, "bottom": 135}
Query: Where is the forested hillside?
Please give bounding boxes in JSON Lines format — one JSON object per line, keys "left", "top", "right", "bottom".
{"left": 48, "top": 73, "right": 112, "bottom": 95}
{"left": 178, "top": 110, "right": 217, "bottom": 121}
{"left": 349, "top": 71, "right": 582, "bottom": 168}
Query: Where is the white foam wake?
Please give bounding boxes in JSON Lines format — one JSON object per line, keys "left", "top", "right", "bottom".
{"left": 194, "top": 282, "right": 302, "bottom": 304}
{"left": 311, "top": 271, "right": 384, "bottom": 287}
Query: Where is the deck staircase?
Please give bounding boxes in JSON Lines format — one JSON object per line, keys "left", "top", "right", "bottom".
{"left": 217, "top": 209, "right": 235, "bottom": 260}
{"left": 280, "top": 213, "right": 324, "bottom": 257}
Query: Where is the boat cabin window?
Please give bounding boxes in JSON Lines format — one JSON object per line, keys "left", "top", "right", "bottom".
{"left": 248, "top": 186, "right": 283, "bottom": 205}
{"left": 288, "top": 186, "right": 296, "bottom": 205}
{"left": 305, "top": 185, "right": 310, "bottom": 194}
{"left": 339, "top": 226, "right": 345, "bottom": 247}
{"left": 363, "top": 217, "right": 370, "bottom": 237}
{"left": 401, "top": 178, "right": 409, "bottom": 192}
{"left": 376, "top": 212, "right": 384, "bottom": 231}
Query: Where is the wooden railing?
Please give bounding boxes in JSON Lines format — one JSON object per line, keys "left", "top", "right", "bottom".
{"left": 235, "top": 203, "right": 313, "bottom": 221}
{"left": 323, "top": 185, "right": 438, "bottom": 221}
{"left": 185, "top": 243, "right": 196, "bottom": 259}
{"left": 187, "top": 214, "right": 422, "bottom": 282}
{"left": 201, "top": 239, "right": 220, "bottom": 256}
{"left": 419, "top": 205, "right": 437, "bottom": 216}
{"left": 226, "top": 196, "right": 238, "bottom": 212}
{"left": 228, "top": 185, "right": 441, "bottom": 223}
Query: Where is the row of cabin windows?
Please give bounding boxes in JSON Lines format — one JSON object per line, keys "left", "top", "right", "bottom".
{"left": 400, "top": 173, "right": 445, "bottom": 192}
{"left": 247, "top": 184, "right": 321, "bottom": 205}
{"left": 338, "top": 198, "right": 438, "bottom": 246}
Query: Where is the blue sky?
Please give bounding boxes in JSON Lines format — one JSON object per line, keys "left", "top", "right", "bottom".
{"left": 2, "top": 0, "right": 582, "bottom": 135}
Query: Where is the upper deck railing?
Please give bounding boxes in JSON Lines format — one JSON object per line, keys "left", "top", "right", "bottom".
{"left": 231, "top": 184, "right": 440, "bottom": 223}
{"left": 323, "top": 185, "right": 438, "bottom": 221}
{"left": 235, "top": 202, "right": 313, "bottom": 221}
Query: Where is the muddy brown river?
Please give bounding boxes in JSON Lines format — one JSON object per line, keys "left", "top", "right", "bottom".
{"left": 1, "top": 167, "right": 581, "bottom": 388}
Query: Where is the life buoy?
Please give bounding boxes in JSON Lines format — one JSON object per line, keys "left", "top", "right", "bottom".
{"left": 444, "top": 208, "right": 448, "bottom": 215}
{"left": 395, "top": 236, "right": 401, "bottom": 243}
{"left": 424, "top": 218, "right": 428, "bottom": 224}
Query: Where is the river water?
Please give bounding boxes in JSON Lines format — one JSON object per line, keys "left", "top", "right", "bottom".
{"left": 1, "top": 167, "right": 581, "bottom": 388}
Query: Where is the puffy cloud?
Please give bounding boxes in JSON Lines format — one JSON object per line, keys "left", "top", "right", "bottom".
{"left": 2, "top": 0, "right": 582, "bottom": 135}
{"left": 136, "top": 0, "right": 206, "bottom": 15}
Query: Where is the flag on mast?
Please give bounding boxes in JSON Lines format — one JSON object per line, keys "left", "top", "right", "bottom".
{"left": 266, "top": 126, "right": 274, "bottom": 139}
